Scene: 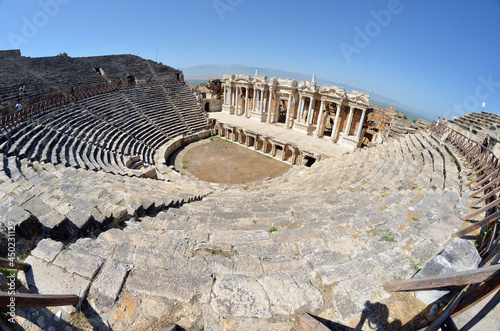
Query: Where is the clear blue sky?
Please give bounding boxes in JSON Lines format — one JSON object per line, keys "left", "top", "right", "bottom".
{"left": 1, "top": 0, "right": 499, "bottom": 121}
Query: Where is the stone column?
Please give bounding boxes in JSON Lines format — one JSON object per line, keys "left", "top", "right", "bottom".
{"left": 256, "top": 89, "right": 260, "bottom": 111}
{"left": 343, "top": 106, "right": 354, "bottom": 137}
{"left": 297, "top": 96, "right": 304, "bottom": 123}
{"left": 263, "top": 90, "right": 268, "bottom": 113}
{"left": 267, "top": 89, "right": 274, "bottom": 123}
{"left": 331, "top": 103, "right": 342, "bottom": 142}
{"left": 356, "top": 108, "right": 367, "bottom": 140}
{"left": 307, "top": 98, "right": 315, "bottom": 124}
{"left": 260, "top": 89, "right": 265, "bottom": 112}
{"left": 315, "top": 100, "right": 325, "bottom": 137}
{"left": 252, "top": 88, "right": 257, "bottom": 111}
{"left": 285, "top": 94, "right": 293, "bottom": 128}
{"left": 244, "top": 87, "right": 249, "bottom": 116}
{"left": 235, "top": 87, "right": 239, "bottom": 115}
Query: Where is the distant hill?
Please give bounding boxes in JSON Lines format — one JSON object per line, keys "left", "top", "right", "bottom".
{"left": 181, "top": 64, "right": 433, "bottom": 122}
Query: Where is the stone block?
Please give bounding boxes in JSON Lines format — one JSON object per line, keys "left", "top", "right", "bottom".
{"left": 203, "top": 256, "right": 263, "bottom": 278}
{"left": 257, "top": 273, "right": 324, "bottom": 315}
{"left": 113, "top": 242, "right": 136, "bottom": 264}
{"left": 211, "top": 274, "right": 271, "bottom": 318}
{"left": 89, "top": 259, "right": 131, "bottom": 310}
{"left": 39, "top": 211, "right": 72, "bottom": 241}
{"left": 413, "top": 238, "right": 481, "bottom": 304}
{"left": 3, "top": 206, "right": 42, "bottom": 239}
{"left": 271, "top": 229, "right": 325, "bottom": 243}
{"left": 53, "top": 249, "right": 105, "bottom": 279}
{"left": 370, "top": 249, "right": 416, "bottom": 280}
{"left": 126, "top": 265, "right": 213, "bottom": 304}
{"left": 112, "top": 291, "right": 138, "bottom": 325}
{"left": 69, "top": 238, "right": 115, "bottom": 259}
{"left": 305, "top": 250, "right": 350, "bottom": 269}
{"left": 408, "top": 240, "right": 439, "bottom": 267}
{"left": 233, "top": 242, "right": 297, "bottom": 257}
{"left": 68, "top": 209, "right": 96, "bottom": 235}
{"left": 210, "top": 230, "right": 269, "bottom": 245}
{"left": 24, "top": 256, "right": 90, "bottom": 314}
{"left": 261, "top": 255, "right": 311, "bottom": 274}
{"left": 20, "top": 196, "right": 53, "bottom": 220}
{"left": 30, "top": 238, "right": 63, "bottom": 263}
{"left": 316, "top": 259, "right": 376, "bottom": 285}
{"left": 140, "top": 298, "right": 174, "bottom": 322}
{"left": 332, "top": 271, "right": 385, "bottom": 321}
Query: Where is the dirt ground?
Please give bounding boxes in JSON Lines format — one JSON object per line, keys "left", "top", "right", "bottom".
{"left": 175, "top": 136, "right": 290, "bottom": 184}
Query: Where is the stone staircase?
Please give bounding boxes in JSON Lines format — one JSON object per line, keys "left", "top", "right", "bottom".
{"left": 10, "top": 130, "right": 475, "bottom": 330}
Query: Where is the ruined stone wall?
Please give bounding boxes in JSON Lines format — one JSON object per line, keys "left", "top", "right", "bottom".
{"left": 0, "top": 49, "right": 21, "bottom": 58}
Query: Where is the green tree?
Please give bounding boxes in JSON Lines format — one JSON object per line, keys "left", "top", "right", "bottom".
{"left": 57, "top": 52, "right": 69, "bottom": 57}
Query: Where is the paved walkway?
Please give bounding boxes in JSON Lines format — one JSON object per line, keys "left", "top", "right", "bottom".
{"left": 209, "top": 112, "right": 351, "bottom": 157}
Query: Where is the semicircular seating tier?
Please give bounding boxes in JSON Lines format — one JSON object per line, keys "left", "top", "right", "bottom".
{"left": 0, "top": 82, "right": 210, "bottom": 241}
{"left": 0, "top": 53, "right": 182, "bottom": 113}
{"left": 11, "top": 127, "right": 476, "bottom": 329}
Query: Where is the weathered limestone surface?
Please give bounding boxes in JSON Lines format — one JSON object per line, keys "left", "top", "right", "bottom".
{"left": 30, "top": 238, "right": 63, "bottom": 262}
{"left": 52, "top": 249, "right": 105, "bottom": 279}
{"left": 69, "top": 238, "right": 116, "bottom": 258}
{"left": 24, "top": 256, "right": 90, "bottom": 314}
{"left": 211, "top": 274, "right": 271, "bottom": 318}
{"left": 413, "top": 238, "right": 481, "bottom": 304}
{"left": 9, "top": 128, "right": 492, "bottom": 330}
{"left": 126, "top": 265, "right": 214, "bottom": 304}
{"left": 89, "top": 259, "right": 131, "bottom": 310}
{"left": 257, "top": 273, "right": 324, "bottom": 315}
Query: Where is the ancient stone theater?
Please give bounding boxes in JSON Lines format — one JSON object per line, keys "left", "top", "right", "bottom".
{"left": 0, "top": 50, "right": 499, "bottom": 330}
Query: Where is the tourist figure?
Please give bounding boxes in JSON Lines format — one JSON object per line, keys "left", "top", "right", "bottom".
{"left": 18, "top": 85, "right": 25, "bottom": 100}
{"left": 481, "top": 134, "right": 490, "bottom": 153}
{"left": 436, "top": 117, "right": 441, "bottom": 126}
{"left": 15, "top": 102, "right": 22, "bottom": 112}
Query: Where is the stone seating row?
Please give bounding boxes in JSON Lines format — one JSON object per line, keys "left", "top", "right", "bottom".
{"left": 120, "top": 87, "right": 196, "bottom": 138}
{"left": 0, "top": 155, "right": 211, "bottom": 242}
{"left": 17, "top": 151, "right": 470, "bottom": 329}
{"left": 0, "top": 57, "right": 106, "bottom": 110}
{"left": 458, "top": 112, "right": 500, "bottom": 131}
{"left": 288, "top": 131, "right": 461, "bottom": 196}
{"left": 1, "top": 115, "right": 152, "bottom": 177}
{"left": 0, "top": 54, "right": 181, "bottom": 111}
{"left": 1, "top": 84, "right": 208, "bottom": 176}
{"left": 471, "top": 111, "right": 500, "bottom": 124}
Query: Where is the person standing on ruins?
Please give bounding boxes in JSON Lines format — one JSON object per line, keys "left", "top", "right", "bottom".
{"left": 18, "top": 86, "right": 24, "bottom": 100}
{"left": 481, "top": 134, "right": 490, "bottom": 153}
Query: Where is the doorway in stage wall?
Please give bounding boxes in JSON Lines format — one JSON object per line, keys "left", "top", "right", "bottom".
{"left": 277, "top": 99, "right": 287, "bottom": 124}
{"left": 323, "top": 114, "right": 334, "bottom": 137}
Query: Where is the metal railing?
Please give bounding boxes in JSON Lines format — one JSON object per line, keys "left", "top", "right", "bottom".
{"left": 0, "top": 80, "right": 183, "bottom": 134}
{"left": 384, "top": 122, "right": 500, "bottom": 330}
